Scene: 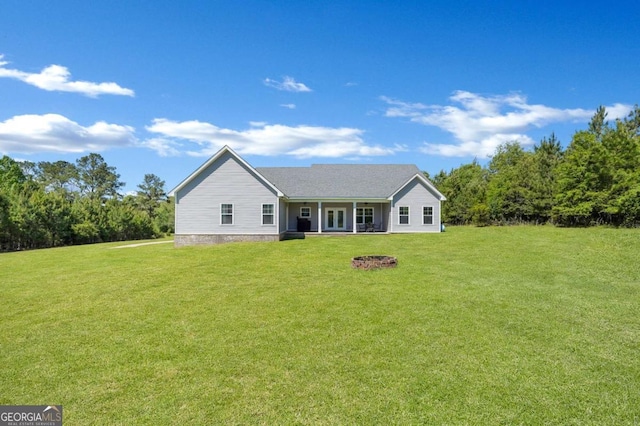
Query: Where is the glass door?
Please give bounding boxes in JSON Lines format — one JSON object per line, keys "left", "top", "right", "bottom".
{"left": 325, "top": 208, "right": 346, "bottom": 230}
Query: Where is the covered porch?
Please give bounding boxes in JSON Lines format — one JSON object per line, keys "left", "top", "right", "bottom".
{"left": 285, "top": 200, "right": 391, "bottom": 233}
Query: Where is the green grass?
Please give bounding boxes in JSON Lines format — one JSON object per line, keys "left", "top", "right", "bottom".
{"left": 1, "top": 228, "right": 640, "bottom": 425}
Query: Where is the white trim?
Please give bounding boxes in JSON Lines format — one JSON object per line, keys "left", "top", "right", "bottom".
{"left": 325, "top": 207, "right": 347, "bottom": 231}
{"left": 388, "top": 173, "right": 446, "bottom": 201}
{"left": 220, "top": 203, "right": 234, "bottom": 225}
{"left": 262, "top": 203, "right": 275, "bottom": 226}
{"left": 355, "top": 206, "right": 374, "bottom": 225}
{"left": 352, "top": 202, "right": 357, "bottom": 233}
{"left": 169, "top": 145, "right": 284, "bottom": 197}
{"left": 288, "top": 197, "right": 388, "bottom": 203}
{"left": 422, "top": 205, "right": 434, "bottom": 225}
{"left": 398, "top": 205, "right": 410, "bottom": 225}
{"left": 300, "top": 206, "right": 311, "bottom": 218}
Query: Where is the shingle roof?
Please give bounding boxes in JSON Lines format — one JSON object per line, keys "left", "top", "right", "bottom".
{"left": 256, "top": 163, "right": 422, "bottom": 199}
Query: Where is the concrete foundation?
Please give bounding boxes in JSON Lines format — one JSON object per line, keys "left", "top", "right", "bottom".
{"left": 174, "top": 234, "right": 283, "bottom": 247}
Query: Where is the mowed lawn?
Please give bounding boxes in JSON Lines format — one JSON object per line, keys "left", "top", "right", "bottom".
{"left": 1, "top": 227, "right": 639, "bottom": 425}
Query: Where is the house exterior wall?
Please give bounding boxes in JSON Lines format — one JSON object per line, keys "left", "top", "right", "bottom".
{"left": 287, "top": 202, "right": 319, "bottom": 231}
{"left": 391, "top": 178, "right": 442, "bottom": 233}
{"left": 174, "top": 151, "right": 281, "bottom": 237}
{"left": 172, "top": 146, "right": 444, "bottom": 245}
{"left": 318, "top": 202, "right": 354, "bottom": 231}
{"left": 278, "top": 198, "right": 287, "bottom": 232}
{"left": 381, "top": 203, "right": 391, "bottom": 231}
{"left": 352, "top": 203, "right": 387, "bottom": 231}
{"left": 285, "top": 201, "right": 389, "bottom": 232}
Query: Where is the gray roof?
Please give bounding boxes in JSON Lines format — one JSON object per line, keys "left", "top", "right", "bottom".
{"left": 256, "top": 164, "right": 422, "bottom": 199}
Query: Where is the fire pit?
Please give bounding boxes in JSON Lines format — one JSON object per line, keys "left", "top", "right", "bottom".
{"left": 351, "top": 255, "right": 397, "bottom": 270}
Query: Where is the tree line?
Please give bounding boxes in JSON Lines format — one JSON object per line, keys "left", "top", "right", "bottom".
{"left": 430, "top": 105, "right": 640, "bottom": 227}
{"left": 1, "top": 105, "right": 637, "bottom": 251}
{"left": 0, "top": 153, "right": 174, "bottom": 252}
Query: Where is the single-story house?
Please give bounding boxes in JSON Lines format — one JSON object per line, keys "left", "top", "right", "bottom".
{"left": 169, "top": 145, "right": 446, "bottom": 246}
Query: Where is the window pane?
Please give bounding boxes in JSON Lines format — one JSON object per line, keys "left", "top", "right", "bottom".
{"left": 399, "top": 206, "right": 409, "bottom": 224}
{"left": 423, "top": 206, "right": 433, "bottom": 225}
{"left": 263, "top": 204, "right": 274, "bottom": 225}
{"left": 357, "top": 207, "right": 374, "bottom": 224}
{"left": 221, "top": 204, "right": 233, "bottom": 224}
{"left": 365, "top": 210, "right": 373, "bottom": 223}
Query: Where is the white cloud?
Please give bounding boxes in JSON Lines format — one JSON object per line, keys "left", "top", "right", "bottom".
{"left": 144, "top": 119, "right": 395, "bottom": 158}
{"left": 420, "top": 134, "right": 536, "bottom": 158}
{"left": 139, "top": 137, "right": 181, "bottom": 157}
{"left": 0, "top": 55, "right": 134, "bottom": 97}
{"left": 263, "top": 76, "right": 312, "bottom": 92}
{"left": 382, "top": 91, "right": 634, "bottom": 158}
{"left": 0, "top": 113, "right": 136, "bottom": 154}
{"left": 280, "top": 103, "right": 296, "bottom": 109}
{"left": 606, "top": 103, "right": 635, "bottom": 120}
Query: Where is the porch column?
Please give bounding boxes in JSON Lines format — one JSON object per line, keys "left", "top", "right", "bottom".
{"left": 318, "top": 201, "right": 322, "bottom": 233}
{"left": 352, "top": 202, "right": 357, "bottom": 233}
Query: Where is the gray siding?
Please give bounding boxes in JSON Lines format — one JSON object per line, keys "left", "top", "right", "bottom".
{"left": 391, "top": 178, "right": 442, "bottom": 233}
{"left": 278, "top": 198, "right": 287, "bottom": 232}
{"left": 287, "top": 202, "right": 319, "bottom": 231}
{"left": 318, "top": 202, "right": 354, "bottom": 231}
{"left": 286, "top": 202, "right": 389, "bottom": 232}
{"left": 351, "top": 203, "right": 387, "bottom": 231}
{"left": 382, "top": 203, "right": 391, "bottom": 231}
{"left": 175, "top": 151, "right": 280, "bottom": 235}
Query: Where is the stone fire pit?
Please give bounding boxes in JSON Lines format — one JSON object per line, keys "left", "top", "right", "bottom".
{"left": 351, "top": 255, "right": 397, "bottom": 270}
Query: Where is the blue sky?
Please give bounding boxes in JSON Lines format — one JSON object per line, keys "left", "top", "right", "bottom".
{"left": 1, "top": 1, "right": 638, "bottom": 193}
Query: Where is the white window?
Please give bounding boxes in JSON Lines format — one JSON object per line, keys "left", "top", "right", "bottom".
{"left": 300, "top": 206, "right": 311, "bottom": 218}
{"left": 221, "top": 203, "right": 233, "bottom": 225}
{"left": 423, "top": 206, "right": 434, "bottom": 225}
{"left": 356, "top": 207, "right": 374, "bottom": 224}
{"left": 399, "top": 206, "right": 409, "bottom": 225}
{"left": 262, "top": 203, "right": 275, "bottom": 225}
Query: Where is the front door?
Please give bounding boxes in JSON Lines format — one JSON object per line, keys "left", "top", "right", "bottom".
{"left": 325, "top": 208, "right": 346, "bottom": 231}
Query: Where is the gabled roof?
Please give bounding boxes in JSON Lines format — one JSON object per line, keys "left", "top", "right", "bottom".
{"left": 169, "top": 145, "right": 446, "bottom": 201}
{"left": 258, "top": 164, "right": 445, "bottom": 200}
{"left": 168, "top": 145, "right": 283, "bottom": 197}
{"left": 391, "top": 173, "right": 447, "bottom": 201}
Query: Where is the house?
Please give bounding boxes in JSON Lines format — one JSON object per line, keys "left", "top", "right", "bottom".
{"left": 169, "top": 145, "right": 446, "bottom": 246}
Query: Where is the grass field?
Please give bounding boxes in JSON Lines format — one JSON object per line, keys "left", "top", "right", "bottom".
{"left": 1, "top": 226, "right": 639, "bottom": 424}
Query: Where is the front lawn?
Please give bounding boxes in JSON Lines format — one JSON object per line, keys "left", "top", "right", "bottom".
{"left": 1, "top": 227, "right": 639, "bottom": 424}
